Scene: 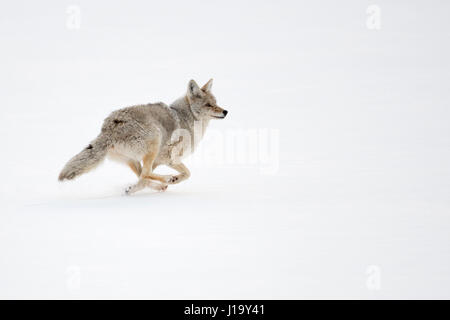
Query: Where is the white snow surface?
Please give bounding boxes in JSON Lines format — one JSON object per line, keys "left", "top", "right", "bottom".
{"left": 1, "top": 0, "right": 450, "bottom": 299}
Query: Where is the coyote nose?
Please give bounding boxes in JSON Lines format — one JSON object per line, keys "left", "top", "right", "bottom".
{"left": 223, "top": 110, "right": 228, "bottom": 117}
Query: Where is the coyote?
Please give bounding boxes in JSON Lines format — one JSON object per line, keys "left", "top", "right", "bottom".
{"left": 58, "top": 79, "right": 228, "bottom": 194}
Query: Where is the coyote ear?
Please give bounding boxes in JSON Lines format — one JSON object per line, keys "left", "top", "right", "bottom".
{"left": 201, "top": 79, "right": 213, "bottom": 92}
{"left": 188, "top": 80, "right": 202, "bottom": 98}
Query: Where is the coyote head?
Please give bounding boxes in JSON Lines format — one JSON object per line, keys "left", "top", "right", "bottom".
{"left": 187, "top": 79, "right": 228, "bottom": 120}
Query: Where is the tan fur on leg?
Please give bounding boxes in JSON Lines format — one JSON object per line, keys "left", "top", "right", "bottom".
{"left": 127, "top": 160, "right": 142, "bottom": 177}
{"left": 125, "top": 178, "right": 167, "bottom": 195}
{"left": 166, "top": 162, "right": 191, "bottom": 184}
{"left": 141, "top": 139, "right": 172, "bottom": 184}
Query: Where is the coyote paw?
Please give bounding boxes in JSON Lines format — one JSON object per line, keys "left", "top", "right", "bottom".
{"left": 167, "top": 175, "right": 184, "bottom": 184}
{"left": 124, "top": 185, "right": 134, "bottom": 195}
{"left": 167, "top": 175, "right": 182, "bottom": 184}
{"left": 155, "top": 183, "right": 168, "bottom": 192}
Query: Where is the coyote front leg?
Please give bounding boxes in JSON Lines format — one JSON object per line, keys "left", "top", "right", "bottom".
{"left": 141, "top": 140, "right": 183, "bottom": 185}
{"left": 166, "top": 162, "right": 191, "bottom": 184}
{"left": 144, "top": 162, "right": 190, "bottom": 185}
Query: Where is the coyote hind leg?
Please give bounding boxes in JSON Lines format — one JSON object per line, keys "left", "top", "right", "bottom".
{"left": 108, "top": 150, "right": 142, "bottom": 177}
{"left": 127, "top": 160, "right": 142, "bottom": 177}
{"left": 109, "top": 146, "right": 164, "bottom": 195}
{"left": 125, "top": 178, "right": 167, "bottom": 195}
{"left": 141, "top": 139, "right": 174, "bottom": 185}
{"left": 126, "top": 138, "right": 169, "bottom": 195}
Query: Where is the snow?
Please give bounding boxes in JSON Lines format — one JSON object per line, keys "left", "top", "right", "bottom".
{"left": 1, "top": 0, "right": 450, "bottom": 299}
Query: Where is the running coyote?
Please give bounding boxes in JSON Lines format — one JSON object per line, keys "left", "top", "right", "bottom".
{"left": 58, "top": 79, "right": 228, "bottom": 194}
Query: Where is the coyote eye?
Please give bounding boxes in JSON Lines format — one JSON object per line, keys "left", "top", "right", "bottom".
{"left": 205, "top": 103, "right": 212, "bottom": 107}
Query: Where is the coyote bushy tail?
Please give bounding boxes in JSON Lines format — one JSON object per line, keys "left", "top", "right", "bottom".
{"left": 58, "top": 134, "right": 110, "bottom": 181}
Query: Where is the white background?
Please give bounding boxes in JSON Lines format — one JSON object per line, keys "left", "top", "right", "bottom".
{"left": 1, "top": 0, "right": 449, "bottom": 299}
